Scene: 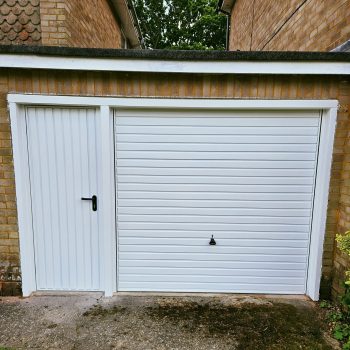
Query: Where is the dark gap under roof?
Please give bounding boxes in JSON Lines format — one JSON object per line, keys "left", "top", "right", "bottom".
{"left": 1, "top": 45, "right": 350, "bottom": 61}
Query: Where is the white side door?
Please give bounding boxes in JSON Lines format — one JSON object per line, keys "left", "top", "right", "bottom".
{"left": 26, "top": 107, "right": 102, "bottom": 291}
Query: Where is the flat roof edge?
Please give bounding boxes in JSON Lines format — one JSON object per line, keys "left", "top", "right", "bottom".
{"left": 1, "top": 45, "right": 350, "bottom": 62}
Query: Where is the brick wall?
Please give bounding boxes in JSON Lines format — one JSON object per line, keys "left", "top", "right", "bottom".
{"left": 39, "top": 0, "right": 67, "bottom": 46}
{"left": 0, "top": 69, "right": 349, "bottom": 297}
{"left": 40, "top": 0, "right": 122, "bottom": 48}
{"left": 65, "top": 0, "right": 122, "bottom": 48}
{"left": 0, "top": 73, "right": 20, "bottom": 296}
{"left": 229, "top": 0, "right": 350, "bottom": 52}
{"left": 334, "top": 85, "right": 350, "bottom": 297}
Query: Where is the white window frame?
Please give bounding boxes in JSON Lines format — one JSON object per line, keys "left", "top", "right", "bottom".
{"left": 8, "top": 94, "right": 338, "bottom": 300}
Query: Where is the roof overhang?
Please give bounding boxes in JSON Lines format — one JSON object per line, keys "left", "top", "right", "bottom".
{"left": 109, "top": 0, "right": 143, "bottom": 49}
{"left": 217, "top": 0, "right": 236, "bottom": 14}
{"left": 0, "top": 46, "right": 349, "bottom": 75}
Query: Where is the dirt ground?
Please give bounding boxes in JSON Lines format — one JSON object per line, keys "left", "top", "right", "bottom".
{"left": 0, "top": 293, "right": 338, "bottom": 350}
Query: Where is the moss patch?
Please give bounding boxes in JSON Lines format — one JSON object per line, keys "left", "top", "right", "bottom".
{"left": 82, "top": 304, "right": 127, "bottom": 317}
{"left": 147, "top": 300, "right": 332, "bottom": 350}
{"left": 75, "top": 297, "right": 333, "bottom": 349}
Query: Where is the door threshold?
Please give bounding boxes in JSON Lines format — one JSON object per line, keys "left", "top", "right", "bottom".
{"left": 30, "top": 291, "right": 105, "bottom": 297}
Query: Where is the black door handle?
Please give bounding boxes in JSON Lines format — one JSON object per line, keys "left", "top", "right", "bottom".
{"left": 81, "top": 195, "right": 97, "bottom": 211}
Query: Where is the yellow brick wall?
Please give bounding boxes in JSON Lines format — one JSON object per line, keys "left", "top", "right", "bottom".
{"left": 229, "top": 0, "right": 350, "bottom": 51}
{"left": 334, "top": 85, "right": 350, "bottom": 296}
{"left": 0, "top": 69, "right": 349, "bottom": 297}
{"left": 40, "top": 0, "right": 122, "bottom": 48}
{"left": 40, "top": 0, "right": 68, "bottom": 46}
{"left": 0, "top": 73, "right": 20, "bottom": 295}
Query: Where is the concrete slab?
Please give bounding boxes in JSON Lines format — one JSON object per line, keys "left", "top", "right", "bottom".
{"left": 0, "top": 294, "right": 335, "bottom": 350}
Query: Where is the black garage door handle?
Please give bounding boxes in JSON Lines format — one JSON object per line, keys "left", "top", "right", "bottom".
{"left": 81, "top": 195, "right": 97, "bottom": 211}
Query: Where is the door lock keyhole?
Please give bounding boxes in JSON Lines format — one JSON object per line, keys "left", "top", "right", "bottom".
{"left": 209, "top": 235, "right": 216, "bottom": 245}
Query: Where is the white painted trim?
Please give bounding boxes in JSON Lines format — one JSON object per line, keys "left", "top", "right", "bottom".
{"left": 9, "top": 94, "right": 337, "bottom": 300}
{"left": 7, "top": 94, "right": 339, "bottom": 110}
{"left": 306, "top": 107, "right": 337, "bottom": 301}
{"left": 99, "top": 106, "right": 117, "bottom": 297}
{"left": 1, "top": 55, "right": 350, "bottom": 75}
{"left": 9, "top": 103, "right": 37, "bottom": 296}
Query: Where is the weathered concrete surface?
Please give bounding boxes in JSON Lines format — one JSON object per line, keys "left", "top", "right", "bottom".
{"left": 0, "top": 294, "right": 335, "bottom": 350}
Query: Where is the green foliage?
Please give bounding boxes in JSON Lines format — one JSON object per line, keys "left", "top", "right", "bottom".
{"left": 133, "top": 0, "right": 226, "bottom": 50}
{"left": 332, "top": 231, "right": 350, "bottom": 349}
{"left": 333, "top": 323, "right": 350, "bottom": 341}
{"left": 337, "top": 232, "right": 350, "bottom": 256}
{"left": 319, "top": 300, "right": 331, "bottom": 308}
{"left": 327, "top": 310, "right": 343, "bottom": 322}
{"left": 336, "top": 232, "right": 350, "bottom": 286}
{"left": 322, "top": 292, "right": 350, "bottom": 349}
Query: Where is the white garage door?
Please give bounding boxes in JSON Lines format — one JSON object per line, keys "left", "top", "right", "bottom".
{"left": 115, "top": 109, "right": 321, "bottom": 294}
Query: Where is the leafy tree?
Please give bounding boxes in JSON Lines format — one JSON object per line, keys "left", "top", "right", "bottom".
{"left": 133, "top": 0, "right": 226, "bottom": 50}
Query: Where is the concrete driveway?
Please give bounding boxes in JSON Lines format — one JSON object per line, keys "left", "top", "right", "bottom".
{"left": 0, "top": 294, "right": 336, "bottom": 350}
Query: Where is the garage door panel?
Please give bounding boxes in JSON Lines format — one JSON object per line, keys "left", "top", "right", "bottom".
{"left": 116, "top": 111, "right": 320, "bottom": 294}
{"left": 118, "top": 214, "right": 310, "bottom": 225}
{"left": 118, "top": 199, "right": 312, "bottom": 209}
{"left": 120, "top": 237, "right": 309, "bottom": 248}
{"left": 118, "top": 207, "right": 311, "bottom": 217}
{"left": 118, "top": 191, "right": 313, "bottom": 201}
{"left": 119, "top": 260, "right": 307, "bottom": 271}
{"left": 118, "top": 175, "right": 314, "bottom": 185}
{"left": 117, "top": 151, "right": 316, "bottom": 161}
{"left": 115, "top": 114, "right": 319, "bottom": 126}
{"left": 117, "top": 134, "right": 318, "bottom": 144}
{"left": 119, "top": 230, "right": 310, "bottom": 240}
{"left": 120, "top": 274, "right": 305, "bottom": 285}
{"left": 118, "top": 183, "right": 313, "bottom": 193}
{"left": 119, "top": 244, "right": 308, "bottom": 256}
{"left": 117, "top": 142, "right": 318, "bottom": 153}
{"left": 118, "top": 167, "right": 315, "bottom": 177}
{"left": 119, "top": 222, "right": 310, "bottom": 232}
{"left": 120, "top": 267, "right": 306, "bottom": 278}
{"left": 119, "top": 282, "right": 305, "bottom": 294}
{"left": 118, "top": 252, "right": 308, "bottom": 263}
{"left": 117, "top": 125, "right": 319, "bottom": 136}
{"left": 118, "top": 159, "right": 316, "bottom": 169}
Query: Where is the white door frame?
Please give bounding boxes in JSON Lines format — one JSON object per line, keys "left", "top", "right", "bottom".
{"left": 8, "top": 94, "right": 338, "bottom": 300}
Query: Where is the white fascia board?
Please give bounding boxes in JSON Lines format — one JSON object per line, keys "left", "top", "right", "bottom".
{"left": 1, "top": 54, "right": 350, "bottom": 75}
{"left": 7, "top": 95, "right": 339, "bottom": 110}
